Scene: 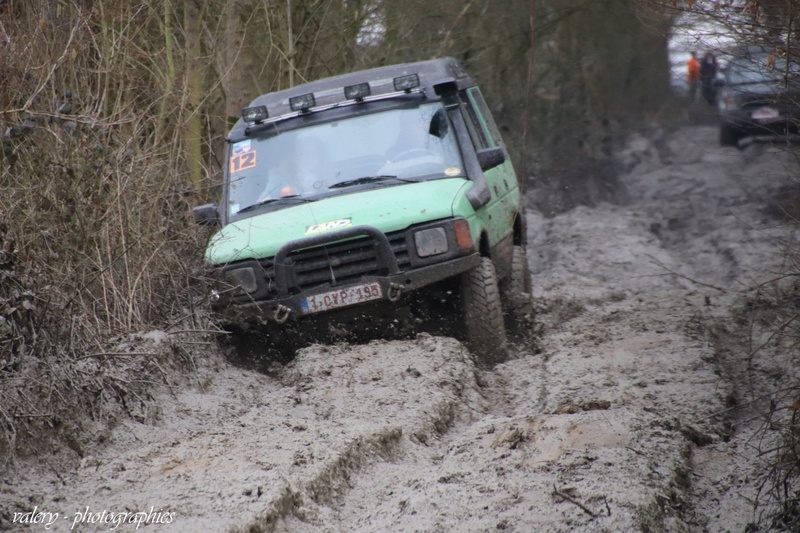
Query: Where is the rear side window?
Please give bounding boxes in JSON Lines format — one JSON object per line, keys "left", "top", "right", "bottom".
{"left": 460, "top": 91, "right": 491, "bottom": 150}
{"left": 460, "top": 88, "right": 501, "bottom": 150}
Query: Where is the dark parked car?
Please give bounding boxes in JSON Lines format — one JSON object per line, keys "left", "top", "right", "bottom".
{"left": 717, "top": 48, "right": 800, "bottom": 146}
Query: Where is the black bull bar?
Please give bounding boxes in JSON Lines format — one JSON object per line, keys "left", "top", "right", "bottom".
{"left": 212, "top": 225, "right": 480, "bottom": 324}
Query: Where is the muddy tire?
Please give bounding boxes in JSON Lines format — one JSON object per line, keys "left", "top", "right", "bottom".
{"left": 461, "top": 257, "right": 508, "bottom": 367}
{"left": 500, "top": 245, "right": 534, "bottom": 340}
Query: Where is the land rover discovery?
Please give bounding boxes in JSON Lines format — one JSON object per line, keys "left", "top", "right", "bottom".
{"left": 193, "top": 57, "right": 532, "bottom": 365}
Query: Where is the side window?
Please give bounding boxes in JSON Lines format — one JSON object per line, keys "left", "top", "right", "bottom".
{"left": 466, "top": 87, "right": 503, "bottom": 148}
{"left": 460, "top": 88, "right": 501, "bottom": 150}
{"left": 459, "top": 90, "right": 492, "bottom": 150}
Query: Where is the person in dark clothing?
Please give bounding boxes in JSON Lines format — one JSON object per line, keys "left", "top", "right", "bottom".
{"left": 700, "top": 52, "right": 719, "bottom": 105}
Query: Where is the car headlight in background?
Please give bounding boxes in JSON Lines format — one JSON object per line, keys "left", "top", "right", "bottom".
{"left": 223, "top": 266, "right": 258, "bottom": 293}
{"left": 719, "top": 91, "right": 746, "bottom": 112}
{"left": 719, "top": 94, "right": 736, "bottom": 111}
{"left": 414, "top": 227, "right": 449, "bottom": 257}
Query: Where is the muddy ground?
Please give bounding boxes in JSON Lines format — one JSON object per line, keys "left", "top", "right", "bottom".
{"left": 2, "top": 122, "right": 799, "bottom": 532}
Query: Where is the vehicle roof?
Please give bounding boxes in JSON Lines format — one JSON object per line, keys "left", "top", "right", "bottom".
{"left": 228, "top": 57, "right": 474, "bottom": 141}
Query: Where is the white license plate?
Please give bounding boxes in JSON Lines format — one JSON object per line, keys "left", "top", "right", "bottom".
{"left": 751, "top": 107, "right": 780, "bottom": 120}
{"left": 300, "top": 282, "right": 382, "bottom": 314}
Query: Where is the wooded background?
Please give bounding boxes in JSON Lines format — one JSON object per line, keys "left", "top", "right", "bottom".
{"left": 1, "top": 0, "right": 677, "bottom": 202}
{"left": 1, "top": 0, "right": 798, "bottom": 488}
{"left": 0, "top": 0, "right": 678, "bottom": 343}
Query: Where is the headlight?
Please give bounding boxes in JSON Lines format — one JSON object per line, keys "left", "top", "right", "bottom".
{"left": 223, "top": 267, "right": 258, "bottom": 293}
{"left": 414, "top": 227, "right": 449, "bottom": 257}
{"left": 719, "top": 94, "right": 735, "bottom": 111}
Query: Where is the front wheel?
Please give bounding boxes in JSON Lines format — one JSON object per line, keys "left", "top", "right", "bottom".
{"left": 461, "top": 257, "right": 509, "bottom": 367}
{"left": 719, "top": 124, "right": 743, "bottom": 147}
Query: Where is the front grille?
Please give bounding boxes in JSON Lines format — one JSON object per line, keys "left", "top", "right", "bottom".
{"left": 740, "top": 90, "right": 800, "bottom": 118}
{"left": 259, "top": 230, "right": 409, "bottom": 295}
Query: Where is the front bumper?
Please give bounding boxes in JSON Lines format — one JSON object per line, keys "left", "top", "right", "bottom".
{"left": 720, "top": 104, "right": 800, "bottom": 136}
{"left": 210, "top": 222, "right": 479, "bottom": 325}
{"left": 721, "top": 115, "right": 799, "bottom": 136}
{"left": 212, "top": 253, "right": 480, "bottom": 325}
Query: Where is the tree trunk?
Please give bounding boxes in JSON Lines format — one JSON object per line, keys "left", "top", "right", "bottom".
{"left": 222, "top": 0, "right": 261, "bottom": 125}
{"left": 184, "top": 0, "right": 204, "bottom": 192}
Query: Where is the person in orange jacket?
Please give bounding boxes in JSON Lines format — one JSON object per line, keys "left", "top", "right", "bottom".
{"left": 687, "top": 51, "right": 700, "bottom": 101}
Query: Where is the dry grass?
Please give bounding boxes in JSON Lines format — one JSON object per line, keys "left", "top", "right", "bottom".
{"left": 725, "top": 224, "right": 800, "bottom": 531}
{"left": 0, "top": 115, "right": 218, "bottom": 467}
{"left": 747, "top": 277, "right": 800, "bottom": 531}
{"left": 0, "top": 1, "right": 220, "bottom": 469}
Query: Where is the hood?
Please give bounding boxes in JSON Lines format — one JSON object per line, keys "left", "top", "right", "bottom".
{"left": 731, "top": 80, "right": 785, "bottom": 97}
{"left": 205, "top": 178, "right": 471, "bottom": 264}
{"left": 730, "top": 81, "right": 800, "bottom": 114}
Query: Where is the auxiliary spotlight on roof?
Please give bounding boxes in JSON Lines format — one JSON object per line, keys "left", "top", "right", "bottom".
{"left": 344, "top": 82, "right": 372, "bottom": 102}
{"left": 289, "top": 93, "right": 316, "bottom": 112}
{"left": 344, "top": 82, "right": 371, "bottom": 101}
{"left": 393, "top": 73, "right": 420, "bottom": 92}
{"left": 241, "top": 105, "right": 268, "bottom": 124}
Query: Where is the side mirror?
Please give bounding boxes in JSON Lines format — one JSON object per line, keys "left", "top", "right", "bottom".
{"left": 476, "top": 147, "right": 505, "bottom": 171}
{"left": 193, "top": 203, "right": 220, "bottom": 226}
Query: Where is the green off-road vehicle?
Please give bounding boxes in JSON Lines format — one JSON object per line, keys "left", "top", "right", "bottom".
{"left": 194, "top": 57, "right": 532, "bottom": 365}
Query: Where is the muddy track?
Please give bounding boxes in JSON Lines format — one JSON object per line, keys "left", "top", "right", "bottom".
{"left": 2, "top": 125, "right": 799, "bottom": 532}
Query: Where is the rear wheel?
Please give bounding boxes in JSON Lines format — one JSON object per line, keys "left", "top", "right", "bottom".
{"left": 461, "top": 257, "right": 509, "bottom": 367}
{"left": 500, "top": 245, "right": 534, "bottom": 340}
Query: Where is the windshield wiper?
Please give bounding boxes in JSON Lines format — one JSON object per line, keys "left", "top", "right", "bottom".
{"left": 328, "top": 175, "right": 418, "bottom": 189}
{"left": 237, "top": 195, "right": 315, "bottom": 214}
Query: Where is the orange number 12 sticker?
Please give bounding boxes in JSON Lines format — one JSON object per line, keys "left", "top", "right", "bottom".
{"left": 230, "top": 151, "right": 256, "bottom": 174}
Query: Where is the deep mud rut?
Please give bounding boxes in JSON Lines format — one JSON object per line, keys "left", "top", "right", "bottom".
{"left": 2, "top": 125, "right": 799, "bottom": 532}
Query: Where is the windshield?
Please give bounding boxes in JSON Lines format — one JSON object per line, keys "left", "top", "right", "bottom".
{"left": 727, "top": 56, "right": 799, "bottom": 85}
{"left": 225, "top": 101, "right": 464, "bottom": 219}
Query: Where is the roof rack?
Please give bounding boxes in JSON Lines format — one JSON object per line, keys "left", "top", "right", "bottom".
{"left": 227, "top": 57, "right": 474, "bottom": 141}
